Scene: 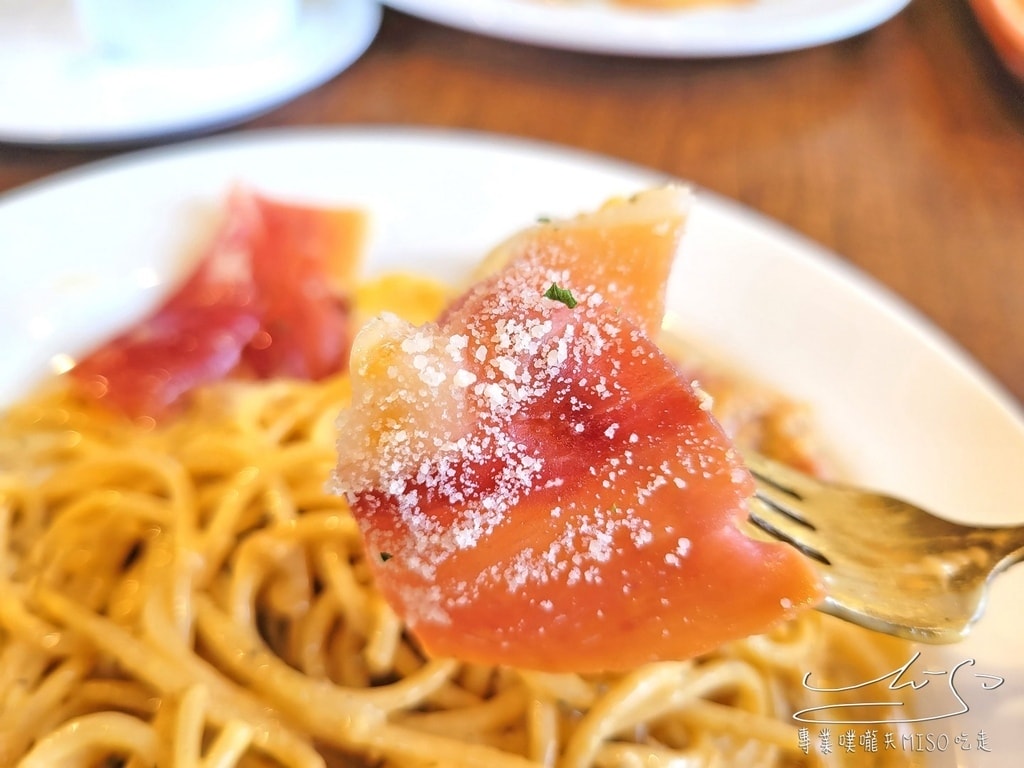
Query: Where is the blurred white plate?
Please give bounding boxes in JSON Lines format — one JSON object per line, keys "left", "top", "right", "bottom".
{"left": 0, "top": 127, "right": 1021, "bottom": 763}
{"left": 382, "top": 0, "right": 911, "bottom": 56}
{"left": 0, "top": 0, "right": 380, "bottom": 146}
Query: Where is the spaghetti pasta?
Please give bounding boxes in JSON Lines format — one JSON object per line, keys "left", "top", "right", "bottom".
{"left": 0, "top": 272, "right": 913, "bottom": 767}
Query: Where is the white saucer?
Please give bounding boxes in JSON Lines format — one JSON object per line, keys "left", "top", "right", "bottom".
{"left": 0, "top": 0, "right": 382, "bottom": 146}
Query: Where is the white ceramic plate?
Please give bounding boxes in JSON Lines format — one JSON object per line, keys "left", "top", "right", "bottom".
{"left": 382, "top": 0, "right": 912, "bottom": 57}
{"left": 0, "top": 0, "right": 381, "bottom": 146}
{"left": 1, "top": 128, "right": 1021, "bottom": 764}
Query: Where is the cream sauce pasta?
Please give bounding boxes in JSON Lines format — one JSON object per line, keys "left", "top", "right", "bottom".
{"left": 0, "top": 273, "right": 912, "bottom": 767}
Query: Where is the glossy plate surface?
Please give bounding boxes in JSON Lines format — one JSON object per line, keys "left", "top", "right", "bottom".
{"left": 0, "top": 0, "right": 381, "bottom": 145}
{"left": 1, "top": 127, "right": 1021, "bottom": 762}
{"left": 382, "top": 0, "right": 912, "bottom": 56}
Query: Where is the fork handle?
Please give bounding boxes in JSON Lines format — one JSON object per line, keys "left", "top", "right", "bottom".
{"left": 988, "top": 524, "right": 1024, "bottom": 573}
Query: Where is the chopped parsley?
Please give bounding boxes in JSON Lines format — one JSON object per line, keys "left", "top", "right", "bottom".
{"left": 543, "top": 282, "right": 578, "bottom": 309}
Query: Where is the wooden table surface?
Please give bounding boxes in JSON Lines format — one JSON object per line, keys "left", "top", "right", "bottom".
{"left": 2, "top": 0, "right": 1022, "bottom": 406}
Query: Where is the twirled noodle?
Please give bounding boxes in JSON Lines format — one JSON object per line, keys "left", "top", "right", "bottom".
{"left": 0, "top": 273, "right": 912, "bottom": 767}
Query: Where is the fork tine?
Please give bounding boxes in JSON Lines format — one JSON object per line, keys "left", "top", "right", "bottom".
{"left": 743, "top": 451, "right": 825, "bottom": 501}
{"left": 745, "top": 452, "right": 831, "bottom": 564}
{"left": 746, "top": 497, "right": 830, "bottom": 565}
{"left": 742, "top": 451, "right": 822, "bottom": 527}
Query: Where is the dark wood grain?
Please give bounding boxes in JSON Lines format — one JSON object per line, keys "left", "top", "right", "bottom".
{"left": 2, "top": 0, "right": 1022, "bottom": 404}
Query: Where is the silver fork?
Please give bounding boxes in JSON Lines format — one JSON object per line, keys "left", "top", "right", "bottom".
{"left": 743, "top": 451, "right": 1024, "bottom": 644}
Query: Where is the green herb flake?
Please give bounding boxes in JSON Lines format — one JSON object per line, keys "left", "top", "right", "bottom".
{"left": 543, "top": 282, "right": 578, "bottom": 309}
{"left": 379, "top": 552, "right": 393, "bottom": 562}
